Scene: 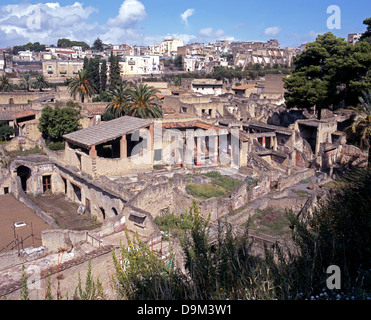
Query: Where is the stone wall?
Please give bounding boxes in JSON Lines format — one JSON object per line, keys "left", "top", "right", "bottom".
{"left": 128, "top": 174, "right": 186, "bottom": 218}
{"left": 277, "top": 168, "right": 315, "bottom": 191}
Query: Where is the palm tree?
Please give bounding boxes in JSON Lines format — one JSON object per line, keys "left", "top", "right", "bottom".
{"left": 68, "top": 69, "right": 95, "bottom": 103}
{"left": 345, "top": 90, "right": 371, "bottom": 168}
{"left": 105, "top": 83, "right": 130, "bottom": 118}
{"left": 20, "top": 72, "right": 34, "bottom": 91}
{"left": 32, "top": 74, "right": 50, "bottom": 92}
{"left": 0, "top": 75, "right": 14, "bottom": 92}
{"left": 126, "top": 83, "right": 162, "bottom": 119}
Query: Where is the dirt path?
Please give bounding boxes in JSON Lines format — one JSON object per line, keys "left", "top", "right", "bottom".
{"left": 0, "top": 194, "right": 51, "bottom": 253}
{"left": 30, "top": 194, "right": 101, "bottom": 231}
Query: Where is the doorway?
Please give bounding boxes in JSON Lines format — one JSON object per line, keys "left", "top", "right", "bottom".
{"left": 17, "top": 166, "right": 31, "bottom": 193}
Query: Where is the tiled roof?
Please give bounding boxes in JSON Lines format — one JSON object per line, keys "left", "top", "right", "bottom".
{"left": 63, "top": 116, "right": 153, "bottom": 148}
{"left": 232, "top": 84, "right": 257, "bottom": 90}
{"left": 13, "top": 110, "right": 36, "bottom": 119}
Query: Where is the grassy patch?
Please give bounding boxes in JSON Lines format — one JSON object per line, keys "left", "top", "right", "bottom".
{"left": 185, "top": 172, "right": 241, "bottom": 199}
{"left": 8, "top": 146, "right": 44, "bottom": 158}
{"left": 154, "top": 211, "right": 193, "bottom": 239}
{"left": 186, "top": 182, "right": 226, "bottom": 199}
{"left": 291, "top": 189, "right": 310, "bottom": 197}
{"left": 247, "top": 207, "right": 291, "bottom": 237}
{"left": 300, "top": 178, "right": 312, "bottom": 184}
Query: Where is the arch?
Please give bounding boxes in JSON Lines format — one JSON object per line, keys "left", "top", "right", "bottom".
{"left": 99, "top": 207, "right": 106, "bottom": 220}
{"left": 16, "top": 166, "right": 31, "bottom": 192}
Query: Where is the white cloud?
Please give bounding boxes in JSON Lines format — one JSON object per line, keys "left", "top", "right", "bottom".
{"left": 264, "top": 26, "right": 282, "bottom": 36}
{"left": 107, "top": 0, "right": 147, "bottom": 28}
{"left": 0, "top": 0, "right": 149, "bottom": 46}
{"left": 199, "top": 28, "right": 225, "bottom": 39}
{"left": 180, "top": 8, "right": 195, "bottom": 26}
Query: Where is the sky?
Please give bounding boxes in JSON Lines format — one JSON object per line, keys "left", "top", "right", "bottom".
{"left": 0, "top": 0, "right": 370, "bottom": 48}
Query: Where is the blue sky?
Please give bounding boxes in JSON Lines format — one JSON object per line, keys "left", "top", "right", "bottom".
{"left": 0, "top": 0, "right": 370, "bottom": 48}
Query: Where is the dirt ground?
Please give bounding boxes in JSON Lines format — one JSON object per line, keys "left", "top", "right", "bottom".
{"left": 0, "top": 194, "right": 51, "bottom": 253}
{"left": 30, "top": 194, "right": 101, "bottom": 231}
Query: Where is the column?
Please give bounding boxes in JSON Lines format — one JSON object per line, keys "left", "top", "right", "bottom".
{"left": 120, "top": 135, "right": 127, "bottom": 159}
{"left": 196, "top": 137, "right": 202, "bottom": 167}
{"left": 262, "top": 136, "right": 266, "bottom": 148}
{"left": 89, "top": 145, "right": 97, "bottom": 158}
{"left": 214, "top": 135, "right": 219, "bottom": 165}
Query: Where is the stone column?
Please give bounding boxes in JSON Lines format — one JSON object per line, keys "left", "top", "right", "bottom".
{"left": 214, "top": 135, "right": 219, "bottom": 165}
{"left": 89, "top": 145, "right": 97, "bottom": 158}
{"left": 120, "top": 135, "right": 127, "bottom": 159}
{"left": 196, "top": 136, "right": 202, "bottom": 167}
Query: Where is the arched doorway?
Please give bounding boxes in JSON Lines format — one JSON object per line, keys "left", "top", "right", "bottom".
{"left": 17, "top": 166, "right": 31, "bottom": 192}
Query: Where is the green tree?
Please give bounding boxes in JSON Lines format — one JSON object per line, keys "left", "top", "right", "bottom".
{"left": 100, "top": 59, "right": 108, "bottom": 92}
{"left": 0, "top": 121, "right": 13, "bottom": 141}
{"left": 38, "top": 102, "right": 82, "bottom": 142}
{"left": 284, "top": 31, "right": 371, "bottom": 119}
{"left": 20, "top": 265, "right": 30, "bottom": 300}
{"left": 85, "top": 57, "right": 100, "bottom": 93}
{"left": 345, "top": 90, "right": 371, "bottom": 167}
{"left": 32, "top": 74, "right": 50, "bottom": 92}
{"left": 126, "top": 83, "right": 162, "bottom": 119}
{"left": 360, "top": 17, "right": 371, "bottom": 43}
{"left": 0, "top": 75, "right": 13, "bottom": 92}
{"left": 92, "top": 38, "right": 104, "bottom": 51}
{"left": 109, "top": 52, "right": 121, "bottom": 91}
{"left": 105, "top": 83, "right": 130, "bottom": 118}
{"left": 174, "top": 55, "right": 183, "bottom": 70}
{"left": 20, "top": 72, "right": 34, "bottom": 92}
{"left": 68, "top": 69, "right": 95, "bottom": 103}
{"left": 74, "top": 259, "right": 105, "bottom": 300}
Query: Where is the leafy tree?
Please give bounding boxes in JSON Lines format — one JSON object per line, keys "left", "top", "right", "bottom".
{"left": 19, "top": 72, "right": 34, "bottom": 92}
{"left": 92, "top": 38, "right": 104, "bottom": 51}
{"left": 281, "top": 168, "right": 371, "bottom": 298}
{"left": 85, "top": 57, "right": 100, "bottom": 93}
{"left": 345, "top": 90, "right": 371, "bottom": 167}
{"left": 32, "top": 74, "right": 50, "bottom": 92}
{"left": 13, "top": 42, "right": 46, "bottom": 55}
{"left": 74, "top": 259, "right": 105, "bottom": 300}
{"left": 68, "top": 69, "right": 95, "bottom": 103}
{"left": 174, "top": 55, "right": 183, "bottom": 70}
{"left": 126, "top": 83, "right": 162, "bottom": 119}
{"left": 100, "top": 59, "right": 107, "bottom": 92}
{"left": 284, "top": 30, "right": 371, "bottom": 119}
{"left": 57, "top": 38, "right": 90, "bottom": 49}
{"left": 20, "top": 265, "right": 30, "bottom": 300}
{"left": 105, "top": 83, "right": 130, "bottom": 118}
{"left": 38, "top": 102, "right": 82, "bottom": 142}
{"left": 360, "top": 17, "right": 371, "bottom": 43}
{"left": 0, "top": 75, "right": 13, "bottom": 92}
{"left": 0, "top": 121, "right": 13, "bottom": 141}
{"left": 109, "top": 52, "right": 121, "bottom": 91}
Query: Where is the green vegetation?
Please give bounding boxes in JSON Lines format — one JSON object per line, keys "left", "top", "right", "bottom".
{"left": 345, "top": 90, "right": 371, "bottom": 167}
{"left": 0, "top": 75, "right": 14, "bottom": 92}
{"left": 284, "top": 18, "right": 371, "bottom": 119}
{"left": 186, "top": 182, "right": 226, "bottom": 200}
{"left": 104, "top": 83, "right": 162, "bottom": 120}
{"left": 14, "top": 169, "right": 371, "bottom": 300}
{"left": 248, "top": 207, "right": 291, "bottom": 238}
{"left": 0, "top": 121, "right": 13, "bottom": 142}
{"left": 38, "top": 101, "right": 82, "bottom": 144}
{"left": 67, "top": 69, "right": 95, "bottom": 103}
{"left": 7, "top": 146, "right": 44, "bottom": 158}
{"left": 300, "top": 178, "right": 312, "bottom": 184}
{"left": 185, "top": 172, "right": 241, "bottom": 199}
{"left": 13, "top": 42, "right": 46, "bottom": 55}
{"left": 291, "top": 189, "right": 310, "bottom": 197}
{"left": 57, "top": 38, "right": 90, "bottom": 50}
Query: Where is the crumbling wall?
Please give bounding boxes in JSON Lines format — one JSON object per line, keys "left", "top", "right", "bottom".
{"left": 127, "top": 174, "right": 186, "bottom": 218}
